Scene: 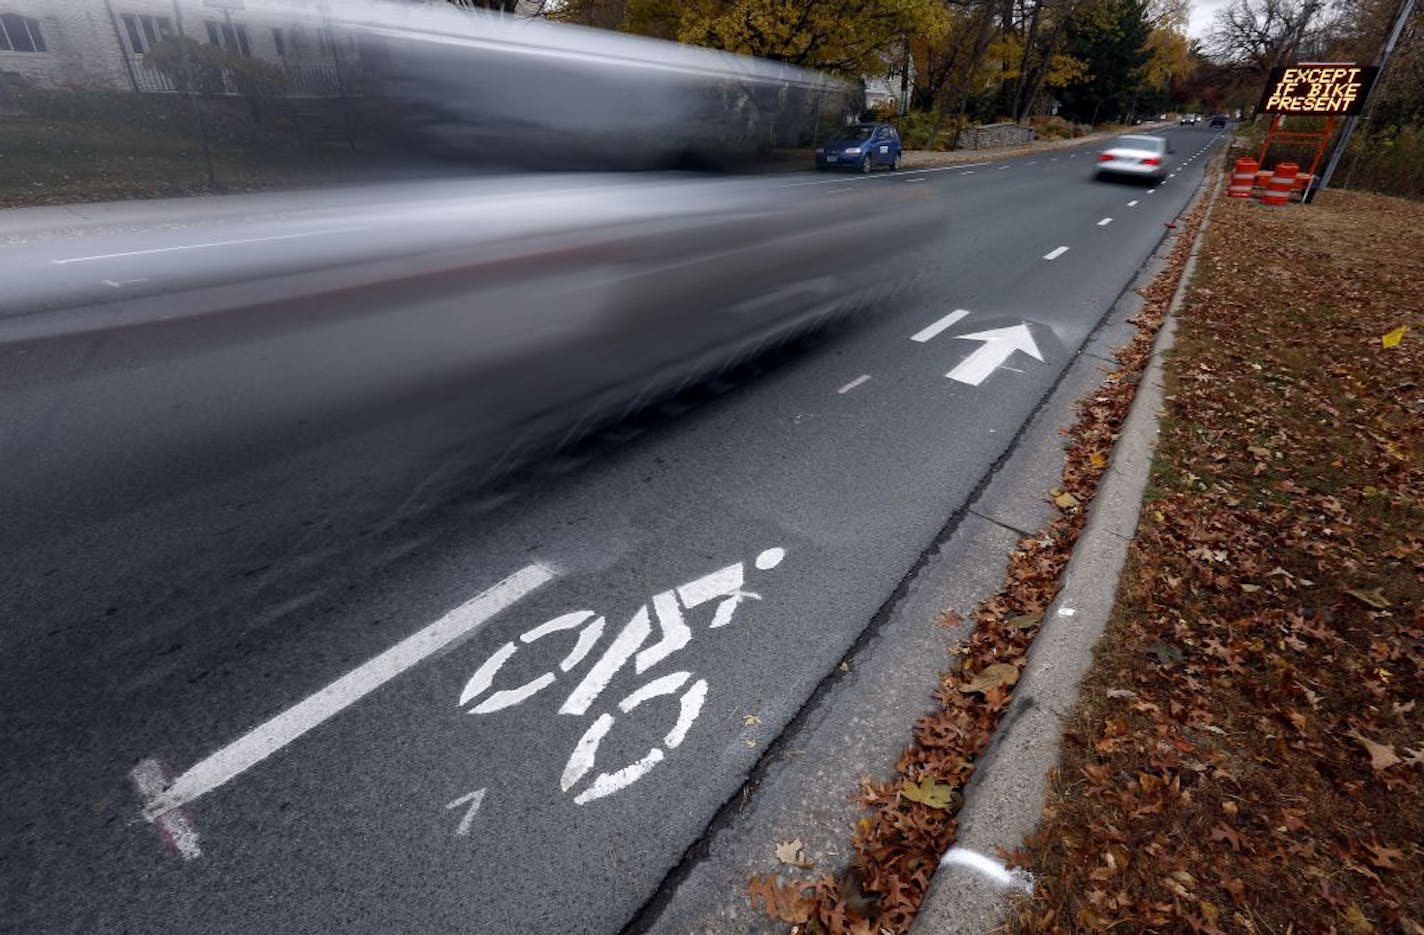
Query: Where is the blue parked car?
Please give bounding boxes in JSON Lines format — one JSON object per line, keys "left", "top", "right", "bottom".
{"left": 815, "top": 123, "right": 902, "bottom": 173}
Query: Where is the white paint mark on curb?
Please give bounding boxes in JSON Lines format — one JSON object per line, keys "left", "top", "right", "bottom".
{"left": 1097, "top": 217, "right": 1113, "bottom": 226}
{"left": 939, "top": 847, "right": 1034, "bottom": 893}
{"left": 911, "top": 308, "right": 970, "bottom": 343}
{"left": 1043, "top": 245, "right": 1070, "bottom": 260}
{"left": 138, "top": 563, "right": 555, "bottom": 823}
{"left": 130, "top": 760, "right": 202, "bottom": 860}
{"left": 837, "top": 374, "right": 872, "bottom": 394}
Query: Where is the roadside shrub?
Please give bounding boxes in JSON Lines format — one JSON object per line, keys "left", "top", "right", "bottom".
{"left": 890, "top": 109, "right": 962, "bottom": 150}
{"left": 1027, "top": 115, "right": 1077, "bottom": 140}
{"left": 1341, "top": 122, "right": 1424, "bottom": 200}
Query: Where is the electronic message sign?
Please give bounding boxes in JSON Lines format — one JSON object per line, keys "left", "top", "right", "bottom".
{"left": 1258, "top": 63, "right": 1379, "bottom": 115}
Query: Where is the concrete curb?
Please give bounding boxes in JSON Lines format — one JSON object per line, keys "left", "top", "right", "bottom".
{"left": 909, "top": 164, "right": 1226, "bottom": 934}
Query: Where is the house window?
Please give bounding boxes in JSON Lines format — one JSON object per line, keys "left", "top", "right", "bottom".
{"left": 121, "top": 13, "right": 172, "bottom": 54}
{"left": 0, "top": 13, "right": 46, "bottom": 53}
{"left": 204, "top": 19, "right": 250, "bottom": 56}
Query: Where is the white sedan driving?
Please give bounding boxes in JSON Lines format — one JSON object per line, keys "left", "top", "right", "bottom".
{"left": 1095, "top": 135, "right": 1171, "bottom": 181}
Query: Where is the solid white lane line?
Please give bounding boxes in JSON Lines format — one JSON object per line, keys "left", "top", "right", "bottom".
{"left": 837, "top": 374, "right": 872, "bottom": 394}
{"left": 138, "top": 563, "right": 556, "bottom": 821}
{"left": 911, "top": 308, "right": 971, "bottom": 343}
{"left": 1127, "top": 200, "right": 1139, "bottom": 206}
{"left": 51, "top": 229, "right": 350, "bottom": 264}
{"left": 1097, "top": 217, "right": 1113, "bottom": 226}
{"left": 1044, "top": 246, "right": 1070, "bottom": 260}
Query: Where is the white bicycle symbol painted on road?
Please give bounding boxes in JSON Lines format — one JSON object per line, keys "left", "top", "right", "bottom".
{"left": 458, "top": 547, "right": 787, "bottom": 804}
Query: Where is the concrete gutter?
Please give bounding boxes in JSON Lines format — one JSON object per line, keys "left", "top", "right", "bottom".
{"left": 909, "top": 166, "right": 1225, "bottom": 934}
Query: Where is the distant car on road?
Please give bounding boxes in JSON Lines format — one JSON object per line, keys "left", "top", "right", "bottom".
{"left": 1209, "top": 114, "right": 1227, "bottom": 127}
{"left": 1095, "top": 135, "right": 1170, "bottom": 182}
{"left": 815, "top": 123, "right": 902, "bottom": 173}
{"left": 1179, "top": 113, "right": 1199, "bottom": 125}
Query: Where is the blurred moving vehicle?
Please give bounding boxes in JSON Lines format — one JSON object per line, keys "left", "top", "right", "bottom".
{"left": 1179, "top": 114, "right": 1200, "bottom": 125}
{"left": 2, "top": 0, "right": 943, "bottom": 643}
{"left": 1209, "top": 114, "right": 1228, "bottom": 127}
{"left": 1095, "top": 135, "right": 1170, "bottom": 181}
{"left": 815, "top": 123, "right": 902, "bottom": 173}
{"left": 0, "top": 0, "right": 863, "bottom": 204}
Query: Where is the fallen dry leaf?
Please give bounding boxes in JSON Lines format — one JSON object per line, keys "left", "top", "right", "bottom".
{"left": 899, "top": 776, "right": 955, "bottom": 809}
{"left": 959, "top": 662, "right": 1021, "bottom": 694}
{"left": 1347, "top": 730, "right": 1401, "bottom": 771}
{"left": 1344, "top": 587, "right": 1391, "bottom": 609}
{"left": 775, "top": 839, "right": 815, "bottom": 869}
{"left": 1365, "top": 842, "right": 1405, "bottom": 870}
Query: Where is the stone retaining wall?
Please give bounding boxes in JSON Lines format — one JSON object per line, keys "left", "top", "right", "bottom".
{"left": 954, "top": 122, "right": 1036, "bottom": 150}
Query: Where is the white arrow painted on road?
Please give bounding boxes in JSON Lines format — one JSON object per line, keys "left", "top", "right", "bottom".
{"left": 946, "top": 324, "right": 1043, "bottom": 386}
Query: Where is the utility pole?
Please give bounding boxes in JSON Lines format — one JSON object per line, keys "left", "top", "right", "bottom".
{"left": 1307, "top": 0, "right": 1417, "bottom": 201}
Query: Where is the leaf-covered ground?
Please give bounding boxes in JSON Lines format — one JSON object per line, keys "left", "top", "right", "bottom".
{"left": 1008, "top": 189, "right": 1424, "bottom": 933}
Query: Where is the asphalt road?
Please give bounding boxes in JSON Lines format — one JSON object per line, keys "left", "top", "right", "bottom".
{"left": 1, "top": 124, "right": 1228, "bottom": 934}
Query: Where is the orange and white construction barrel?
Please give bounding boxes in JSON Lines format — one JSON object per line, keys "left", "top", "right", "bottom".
{"left": 1228, "top": 158, "right": 1258, "bottom": 198}
{"left": 1260, "top": 162, "right": 1299, "bottom": 206}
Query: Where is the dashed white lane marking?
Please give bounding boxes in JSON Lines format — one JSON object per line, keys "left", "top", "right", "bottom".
{"left": 52, "top": 229, "right": 355, "bottom": 264}
{"left": 137, "top": 563, "right": 556, "bottom": 822}
{"left": 1147, "top": 188, "right": 1157, "bottom": 194}
{"left": 1097, "top": 217, "right": 1113, "bottom": 226}
{"left": 837, "top": 374, "right": 872, "bottom": 394}
{"left": 1043, "top": 245, "right": 1070, "bottom": 261}
{"left": 1127, "top": 200, "right": 1139, "bottom": 206}
{"left": 939, "top": 847, "right": 1034, "bottom": 893}
{"left": 998, "top": 165, "right": 1010, "bottom": 170}
{"left": 959, "top": 171, "right": 974, "bottom": 175}
{"left": 911, "top": 308, "right": 970, "bottom": 343}
{"left": 906, "top": 178, "right": 927, "bottom": 183}
{"left": 828, "top": 187, "right": 853, "bottom": 193}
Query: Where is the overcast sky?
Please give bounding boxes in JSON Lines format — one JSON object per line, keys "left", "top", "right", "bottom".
{"left": 1187, "top": 0, "right": 1229, "bottom": 40}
